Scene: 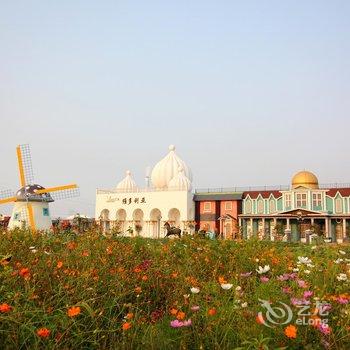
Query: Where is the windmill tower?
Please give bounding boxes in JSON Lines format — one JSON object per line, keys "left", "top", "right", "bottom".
{"left": 0, "top": 144, "right": 79, "bottom": 231}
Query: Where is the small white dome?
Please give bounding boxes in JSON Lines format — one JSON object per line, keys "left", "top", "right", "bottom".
{"left": 151, "top": 145, "right": 193, "bottom": 189}
{"left": 168, "top": 166, "right": 192, "bottom": 192}
{"left": 116, "top": 170, "right": 138, "bottom": 192}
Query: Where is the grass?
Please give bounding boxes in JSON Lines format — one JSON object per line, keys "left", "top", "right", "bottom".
{"left": 0, "top": 229, "right": 349, "bottom": 349}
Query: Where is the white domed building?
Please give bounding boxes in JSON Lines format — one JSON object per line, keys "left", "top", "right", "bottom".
{"left": 95, "top": 145, "right": 195, "bottom": 237}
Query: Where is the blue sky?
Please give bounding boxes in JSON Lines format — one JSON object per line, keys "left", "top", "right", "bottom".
{"left": 1, "top": 1, "right": 349, "bottom": 216}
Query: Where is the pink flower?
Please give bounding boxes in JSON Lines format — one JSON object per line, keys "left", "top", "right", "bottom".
{"left": 336, "top": 297, "right": 349, "bottom": 304}
{"left": 260, "top": 276, "right": 269, "bottom": 283}
{"left": 282, "top": 286, "right": 292, "bottom": 294}
{"left": 291, "top": 297, "right": 310, "bottom": 306}
{"left": 170, "top": 320, "right": 183, "bottom": 328}
{"left": 170, "top": 319, "right": 192, "bottom": 328}
{"left": 297, "top": 279, "right": 308, "bottom": 288}
{"left": 303, "top": 291, "right": 313, "bottom": 299}
{"left": 240, "top": 272, "right": 252, "bottom": 277}
{"left": 318, "top": 323, "right": 331, "bottom": 335}
{"left": 191, "top": 305, "right": 200, "bottom": 312}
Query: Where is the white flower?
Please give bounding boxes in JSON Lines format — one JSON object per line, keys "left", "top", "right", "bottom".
{"left": 339, "top": 250, "right": 346, "bottom": 255}
{"left": 293, "top": 268, "right": 299, "bottom": 272}
{"left": 44, "top": 251, "right": 51, "bottom": 255}
{"left": 336, "top": 273, "right": 348, "bottom": 281}
{"left": 30, "top": 249, "right": 38, "bottom": 254}
{"left": 220, "top": 283, "right": 233, "bottom": 290}
{"left": 335, "top": 259, "right": 344, "bottom": 264}
{"left": 29, "top": 246, "right": 36, "bottom": 250}
{"left": 297, "top": 256, "right": 312, "bottom": 265}
{"left": 311, "top": 246, "right": 317, "bottom": 250}
{"left": 255, "top": 258, "right": 259, "bottom": 262}
{"left": 235, "top": 286, "right": 242, "bottom": 292}
{"left": 241, "top": 302, "right": 248, "bottom": 308}
{"left": 190, "top": 287, "right": 200, "bottom": 294}
{"left": 304, "top": 270, "right": 311, "bottom": 275}
{"left": 306, "top": 263, "right": 315, "bottom": 268}
{"left": 256, "top": 265, "right": 270, "bottom": 274}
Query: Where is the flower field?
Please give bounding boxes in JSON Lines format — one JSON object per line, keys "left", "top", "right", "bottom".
{"left": 0, "top": 230, "right": 349, "bottom": 349}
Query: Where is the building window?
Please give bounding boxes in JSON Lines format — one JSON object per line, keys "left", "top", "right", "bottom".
{"left": 203, "top": 202, "right": 211, "bottom": 213}
{"left": 245, "top": 199, "right": 252, "bottom": 214}
{"left": 312, "top": 193, "right": 322, "bottom": 208}
{"left": 285, "top": 194, "right": 291, "bottom": 208}
{"left": 43, "top": 208, "right": 50, "bottom": 216}
{"left": 257, "top": 199, "right": 264, "bottom": 214}
{"left": 335, "top": 198, "right": 343, "bottom": 213}
{"left": 269, "top": 199, "right": 276, "bottom": 213}
{"left": 225, "top": 202, "right": 232, "bottom": 211}
{"left": 296, "top": 193, "right": 307, "bottom": 207}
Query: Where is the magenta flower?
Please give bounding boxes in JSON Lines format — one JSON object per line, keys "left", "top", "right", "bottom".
{"left": 318, "top": 323, "right": 331, "bottom": 335}
{"left": 170, "top": 319, "right": 192, "bottom": 328}
{"left": 336, "top": 297, "right": 349, "bottom": 304}
{"left": 170, "top": 320, "right": 183, "bottom": 328}
{"left": 260, "top": 276, "right": 269, "bottom": 283}
{"left": 291, "top": 297, "right": 310, "bottom": 306}
{"left": 303, "top": 291, "right": 313, "bottom": 299}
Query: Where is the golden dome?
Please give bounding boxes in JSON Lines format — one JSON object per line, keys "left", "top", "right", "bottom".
{"left": 292, "top": 170, "right": 319, "bottom": 189}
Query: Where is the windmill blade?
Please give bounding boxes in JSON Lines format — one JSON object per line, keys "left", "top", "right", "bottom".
{"left": 0, "top": 189, "right": 16, "bottom": 205}
{"left": 26, "top": 203, "right": 36, "bottom": 231}
{"left": 17, "top": 144, "right": 34, "bottom": 187}
{"left": 35, "top": 184, "right": 79, "bottom": 201}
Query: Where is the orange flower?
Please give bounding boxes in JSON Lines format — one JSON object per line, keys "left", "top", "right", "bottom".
{"left": 67, "top": 241, "right": 77, "bottom": 250}
{"left": 126, "top": 312, "right": 134, "bottom": 320}
{"left": 67, "top": 306, "right": 81, "bottom": 317}
{"left": 142, "top": 275, "right": 148, "bottom": 281}
{"left": 0, "top": 303, "right": 12, "bottom": 313}
{"left": 57, "top": 261, "right": 63, "bottom": 269}
{"left": 37, "top": 328, "right": 51, "bottom": 338}
{"left": 106, "top": 246, "right": 113, "bottom": 255}
{"left": 171, "top": 272, "right": 178, "bottom": 279}
{"left": 218, "top": 276, "right": 227, "bottom": 284}
{"left": 19, "top": 267, "right": 30, "bottom": 279}
{"left": 310, "top": 316, "right": 322, "bottom": 328}
{"left": 122, "top": 322, "right": 132, "bottom": 331}
{"left": 208, "top": 308, "right": 217, "bottom": 316}
{"left": 82, "top": 250, "right": 89, "bottom": 257}
{"left": 135, "top": 287, "right": 142, "bottom": 294}
{"left": 256, "top": 314, "right": 265, "bottom": 324}
{"left": 177, "top": 311, "right": 186, "bottom": 320}
{"left": 134, "top": 267, "right": 142, "bottom": 273}
{"left": 284, "top": 325, "right": 297, "bottom": 339}
{"left": 170, "top": 308, "right": 178, "bottom": 315}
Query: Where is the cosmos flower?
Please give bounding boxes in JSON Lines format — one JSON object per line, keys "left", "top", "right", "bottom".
{"left": 240, "top": 272, "right": 252, "bottom": 277}
{"left": 260, "top": 276, "right": 269, "bottom": 283}
{"left": 36, "top": 328, "right": 51, "bottom": 338}
{"left": 220, "top": 283, "right": 233, "bottom": 290}
{"left": 67, "top": 306, "right": 81, "bottom": 317}
{"left": 284, "top": 324, "right": 297, "bottom": 339}
{"left": 0, "top": 303, "right": 12, "bottom": 313}
{"left": 297, "top": 256, "right": 312, "bottom": 265}
{"left": 336, "top": 273, "right": 348, "bottom": 281}
{"left": 190, "top": 287, "right": 200, "bottom": 294}
{"left": 191, "top": 305, "right": 200, "bottom": 312}
{"left": 256, "top": 265, "right": 270, "bottom": 274}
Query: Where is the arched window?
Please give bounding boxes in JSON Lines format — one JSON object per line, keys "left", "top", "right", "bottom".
{"left": 335, "top": 197, "right": 343, "bottom": 214}
{"left": 269, "top": 199, "right": 276, "bottom": 213}
{"left": 257, "top": 199, "right": 264, "bottom": 214}
{"left": 245, "top": 199, "right": 252, "bottom": 214}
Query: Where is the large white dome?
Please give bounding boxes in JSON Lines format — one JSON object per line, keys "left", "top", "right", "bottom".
{"left": 116, "top": 170, "right": 138, "bottom": 192}
{"left": 168, "top": 166, "right": 192, "bottom": 192}
{"left": 151, "top": 145, "right": 193, "bottom": 190}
